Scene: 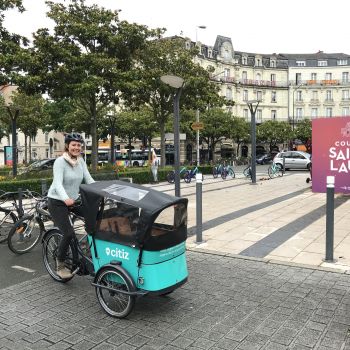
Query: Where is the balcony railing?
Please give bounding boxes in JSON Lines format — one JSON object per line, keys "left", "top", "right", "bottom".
{"left": 209, "top": 75, "right": 288, "bottom": 87}
{"left": 290, "top": 80, "right": 350, "bottom": 87}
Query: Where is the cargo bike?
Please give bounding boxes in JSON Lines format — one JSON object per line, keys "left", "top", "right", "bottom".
{"left": 42, "top": 180, "right": 189, "bottom": 318}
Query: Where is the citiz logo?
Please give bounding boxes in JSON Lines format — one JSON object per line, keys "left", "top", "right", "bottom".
{"left": 105, "top": 247, "right": 129, "bottom": 260}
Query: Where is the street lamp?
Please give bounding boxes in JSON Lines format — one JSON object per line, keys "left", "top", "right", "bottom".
{"left": 292, "top": 82, "right": 304, "bottom": 131}
{"left": 160, "top": 74, "right": 184, "bottom": 197}
{"left": 246, "top": 99, "right": 260, "bottom": 184}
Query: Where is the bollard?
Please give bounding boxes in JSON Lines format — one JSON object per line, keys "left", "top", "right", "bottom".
{"left": 324, "top": 176, "right": 336, "bottom": 262}
{"left": 195, "top": 172, "right": 203, "bottom": 243}
{"left": 41, "top": 179, "right": 48, "bottom": 196}
{"left": 282, "top": 156, "right": 286, "bottom": 174}
{"left": 18, "top": 187, "right": 23, "bottom": 218}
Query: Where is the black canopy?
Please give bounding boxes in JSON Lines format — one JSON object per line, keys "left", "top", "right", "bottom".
{"left": 80, "top": 180, "right": 187, "bottom": 236}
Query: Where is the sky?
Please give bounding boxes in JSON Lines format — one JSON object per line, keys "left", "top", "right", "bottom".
{"left": 3, "top": 0, "right": 350, "bottom": 55}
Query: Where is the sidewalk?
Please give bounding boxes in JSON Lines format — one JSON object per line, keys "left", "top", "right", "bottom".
{"left": 181, "top": 172, "right": 350, "bottom": 273}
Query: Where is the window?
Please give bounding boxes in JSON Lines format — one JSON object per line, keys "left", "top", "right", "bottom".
{"left": 271, "top": 91, "right": 276, "bottom": 102}
{"left": 311, "top": 108, "right": 318, "bottom": 118}
{"left": 243, "top": 109, "right": 249, "bottom": 120}
{"left": 342, "top": 107, "right": 349, "bottom": 116}
{"left": 271, "top": 110, "right": 277, "bottom": 120}
{"left": 242, "top": 71, "right": 247, "bottom": 80}
{"left": 342, "top": 90, "right": 349, "bottom": 100}
{"left": 296, "top": 73, "right": 302, "bottom": 84}
{"left": 45, "top": 148, "right": 50, "bottom": 158}
{"left": 226, "top": 87, "right": 232, "bottom": 100}
{"left": 208, "top": 49, "right": 212, "bottom": 58}
{"left": 256, "top": 91, "right": 262, "bottom": 101}
{"left": 326, "top": 90, "right": 332, "bottom": 101}
{"left": 256, "top": 73, "right": 261, "bottom": 81}
{"left": 32, "top": 148, "right": 37, "bottom": 159}
{"left": 296, "top": 61, "right": 306, "bottom": 66}
{"left": 242, "top": 56, "right": 247, "bottom": 65}
{"left": 31, "top": 135, "right": 37, "bottom": 143}
{"left": 296, "top": 108, "right": 303, "bottom": 120}
{"left": 342, "top": 72, "right": 349, "bottom": 83}
{"left": 338, "top": 59, "right": 348, "bottom": 65}
{"left": 326, "top": 108, "right": 332, "bottom": 117}
{"left": 256, "top": 109, "right": 262, "bottom": 122}
{"left": 224, "top": 68, "right": 230, "bottom": 77}
{"left": 325, "top": 73, "right": 332, "bottom": 80}
{"left": 44, "top": 132, "right": 49, "bottom": 143}
{"left": 270, "top": 74, "right": 276, "bottom": 82}
{"left": 243, "top": 90, "right": 248, "bottom": 101}
{"left": 318, "top": 60, "right": 328, "bottom": 66}
{"left": 296, "top": 90, "right": 302, "bottom": 101}
{"left": 312, "top": 91, "right": 318, "bottom": 101}
{"left": 256, "top": 58, "right": 261, "bottom": 66}
{"left": 270, "top": 60, "right": 276, "bottom": 68}
{"left": 311, "top": 73, "right": 317, "bottom": 80}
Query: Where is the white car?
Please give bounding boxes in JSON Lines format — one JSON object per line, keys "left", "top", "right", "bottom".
{"left": 273, "top": 151, "right": 311, "bottom": 170}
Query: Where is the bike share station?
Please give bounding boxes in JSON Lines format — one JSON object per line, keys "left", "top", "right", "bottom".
{"left": 311, "top": 117, "right": 350, "bottom": 265}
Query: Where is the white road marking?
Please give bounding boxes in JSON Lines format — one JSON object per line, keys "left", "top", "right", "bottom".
{"left": 11, "top": 265, "right": 36, "bottom": 273}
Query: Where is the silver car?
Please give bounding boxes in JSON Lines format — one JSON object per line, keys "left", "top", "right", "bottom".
{"left": 273, "top": 151, "right": 311, "bottom": 170}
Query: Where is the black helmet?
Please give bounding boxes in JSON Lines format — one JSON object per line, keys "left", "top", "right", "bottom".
{"left": 64, "top": 132, "right": 84, "bottom": 144}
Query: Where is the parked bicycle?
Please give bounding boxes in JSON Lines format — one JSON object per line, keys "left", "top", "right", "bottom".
{"left": 268, "top": 162, "right": 283, "bottom": 179}
{"left": 0, "top": 190, "right": 39, "bottom": 243}
{"left": 184, "top": 166, "right": 203, "bottom": 183}
{"left": 243, "top": 165, "right": 252, "bottom": 179}
{"left": 221, "top": 163, "right": 235, "bottom": 180}
{"left": 8, "top": 196, "right": 85, "bottom": 254}
{"left": 166, "top": 166, "right": 188, "bottom": 184}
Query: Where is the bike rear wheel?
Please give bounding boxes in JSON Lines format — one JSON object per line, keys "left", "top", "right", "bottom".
{"left": 212, "top": 167, "right": 218, "bottom": 178}
{"left": 243, "top": 167, "right": 251, "bottom": 178}
{"left": 0, "top": 210, "right": 17, "bottom": 243}
{"left": 184, "top": 171, "right": 192, "bottom": 183}
{"left": 7, "top": 214, "right": 41, "bottom": 254}
{"left": 42, "top": 229, "right": 75, "bottom": 283}
{"left": 228, "top": 167, "right": 235, "bottom": 178}
{"left": 221, "top": 169, "right": 227, "bottom": 180}
{"left": 95, "top": 267, "right": 135, "bottom": 318}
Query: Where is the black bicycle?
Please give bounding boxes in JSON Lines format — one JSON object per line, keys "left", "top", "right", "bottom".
{"left": 0, "top": 190, "right": 39, "bottom": 243}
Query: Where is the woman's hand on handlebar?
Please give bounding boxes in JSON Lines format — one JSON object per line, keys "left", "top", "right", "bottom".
{"left": 64, "top": 198, "right": 75, "bottom": 207}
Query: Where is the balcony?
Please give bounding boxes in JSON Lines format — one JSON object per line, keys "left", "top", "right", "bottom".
{"left": 290, "top": 80, "right": 350, "bottom": 87}
{"left": 209, "top": 75, "right": 288, "bottom": 87}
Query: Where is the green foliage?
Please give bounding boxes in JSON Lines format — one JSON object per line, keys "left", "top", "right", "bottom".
{"left": 294, "top": 119, "right": 312, "bottom": 143}
{"left": 257, "top": 121, "right": 293, "bottom": 151}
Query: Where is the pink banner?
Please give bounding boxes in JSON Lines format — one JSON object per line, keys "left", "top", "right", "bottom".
{"left": 312, "top": 117, "right": 350, "bottom": 193}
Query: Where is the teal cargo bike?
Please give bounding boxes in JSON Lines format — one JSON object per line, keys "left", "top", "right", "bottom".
{"left": 42, "top": 180, "right": 188, "bottom": 318}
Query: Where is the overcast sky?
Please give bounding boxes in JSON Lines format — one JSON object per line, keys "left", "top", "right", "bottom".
{"left": 4, "top": 0, "right": 350, "bottom": 55}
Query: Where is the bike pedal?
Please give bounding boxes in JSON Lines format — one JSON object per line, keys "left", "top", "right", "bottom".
{"left": 71, "top": 267, "right": 80, "bottom": 276}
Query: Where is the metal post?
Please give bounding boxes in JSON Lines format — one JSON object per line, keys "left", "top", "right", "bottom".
{"left": 9, "top": 109, "right": 19, "bottom": 177}
{"left": 283, "top": 157, "right": 286, "bottom": 174}
{"left": 41, "top": 179, "right": 48, "bottom": 195}
{"left": 247, "top": 101, "right": 259, "bottom": 184}
{"left": 196, "top": 109, "right": 200, "bottom": 166}
{"left": 174, "top": 88, "right": 182, "bottom": 197}
{"left": 18, "top": 187, "right": 23, "bottom": 218}
{"left": 196, "top": 173, "right": 203, "bottom": 243}
{"left": 325, "top": 176, "right": 336, "bottom": 262}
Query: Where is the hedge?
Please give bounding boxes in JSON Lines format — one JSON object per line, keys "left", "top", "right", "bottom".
{"left": 0, "top": 165, "right": 213, "bottom": 193}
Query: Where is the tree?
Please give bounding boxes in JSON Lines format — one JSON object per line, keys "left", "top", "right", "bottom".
{"left": 126, "top": 37, "right": 226, "bottom": 166}
{"left": 228, "top": 116, "right": 250, "bottom": 157}
{"left": 23, "top": 0, "right": 158, "bottom": 171}
{"left": 200, "top": 108, "right": 232, "bottom": 162}
{"left": 294, "top": 119, "right": 312, "bottom": 151}
{"left": 257, "top": 121, "right": 293, "bottom": 152}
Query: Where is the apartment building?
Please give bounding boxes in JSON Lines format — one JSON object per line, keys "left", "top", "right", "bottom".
{"left": 192, "top": 35, "right": 350, "bottom": 124}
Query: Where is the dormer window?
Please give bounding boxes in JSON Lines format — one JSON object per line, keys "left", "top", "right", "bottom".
{"left": 242, "top": 56, "right": 247, "bottom": 65}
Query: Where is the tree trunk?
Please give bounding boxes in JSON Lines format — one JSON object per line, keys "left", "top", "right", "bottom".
{"left": 24, "top": 134, "right": 28, "bottom": 164}
{"left": 160, "top": 120, "right": 165, "bottom": 167}
{"left": 109, "top": 118, "right": 116, "bottom": 165}
{"left": 29, "top": 137, "right": 32, "bottom": 162}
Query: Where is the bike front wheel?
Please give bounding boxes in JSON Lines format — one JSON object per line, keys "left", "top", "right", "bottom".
{"left": 243, "top": 167, "right": 251, "bottom": 178}
{"left": 7, "top": 214, "right": 41, "bottom": 254}
{"left": 184, "top": 171, "right": 192, "bottom": 183}
{"left": 95, "top": 267, "right": 135, "bottom": 318}
{"left": 227, "top": 168, "right": 235, "bottom": 178}
{"left": 212, "top": 167, "right": 218, "bottom": 178}
{"left": 42, "top": 229, "right": 75, "bottom": 283}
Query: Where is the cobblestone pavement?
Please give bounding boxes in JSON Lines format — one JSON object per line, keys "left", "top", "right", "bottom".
{"left": 1, "top": 251, "right": 350, "bottom": 350}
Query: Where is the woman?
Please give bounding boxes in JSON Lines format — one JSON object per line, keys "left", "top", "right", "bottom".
{"left": 47, "top": 133, "right": 94, "bottom": 279}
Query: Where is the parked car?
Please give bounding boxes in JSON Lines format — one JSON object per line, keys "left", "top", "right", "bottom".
{"left": 256, "top": 153, "right": 273, "bottom": 165}
{"left": 273, "top": 151, "right": 311, "bottom": 170}
{"left": 19, "top": 158, "right": 56, "bottom": 174}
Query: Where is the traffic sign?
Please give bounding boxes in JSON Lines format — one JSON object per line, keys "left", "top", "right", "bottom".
{"left": 191, "top": 122, "right": 204, "bottom": 130}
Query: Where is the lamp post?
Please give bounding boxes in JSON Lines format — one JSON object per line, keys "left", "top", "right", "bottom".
{"left": 6, "top": 106, "right": 20, "bottom": 177}
{"left": 160, "top": 74, "right": 184, "bottom": 197}
{"left": 246, "top": 99, "right": 260, "bottom": 184}
{"left": 196, "top": 108, "right": 200, "bottom": 166}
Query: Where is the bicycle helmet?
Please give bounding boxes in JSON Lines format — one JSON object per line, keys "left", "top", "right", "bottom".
{"left": 64, "top": 132, "right": 84, "bottom": 144}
